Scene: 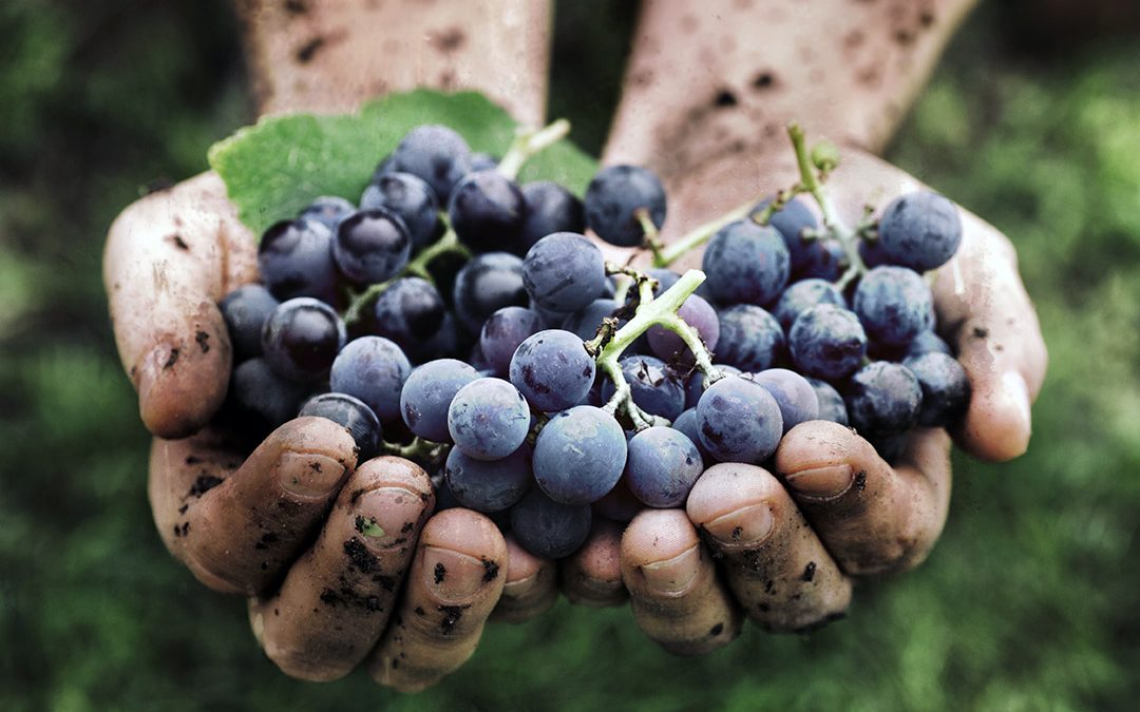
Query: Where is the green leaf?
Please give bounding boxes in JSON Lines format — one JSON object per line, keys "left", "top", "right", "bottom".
{"left": 208, "top": 89, "right": 598, "bottom": 235}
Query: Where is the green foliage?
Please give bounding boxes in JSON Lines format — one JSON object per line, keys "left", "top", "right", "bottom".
{"left": 209, "top": 90, "right": 597, "bottom": 235}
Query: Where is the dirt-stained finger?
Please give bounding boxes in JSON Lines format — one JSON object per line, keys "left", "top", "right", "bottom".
{"left": 490, "top": 534, "right": 559, "bottom": 623}
{"left": 561, "top": 518, "right": 627, "bottom": 607}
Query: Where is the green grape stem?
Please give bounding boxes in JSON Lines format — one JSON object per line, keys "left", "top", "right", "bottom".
{"left": 497, "top": 118, "right": 572, "bottom": 180}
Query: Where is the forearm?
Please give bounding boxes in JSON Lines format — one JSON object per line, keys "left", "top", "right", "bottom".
{"left": 604, "top": 0, "right": 976, "bottom": 178}
{"left": 234, "top": 0, "right": 551, "bottom": 124}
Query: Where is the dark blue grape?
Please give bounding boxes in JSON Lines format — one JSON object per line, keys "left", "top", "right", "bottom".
{"left": 796, "top": 238, "right": 848, "bottom": 281}
{"left": 509, "top": 329, "right": 596, "bottom": 412}
{"left": 333, "top": 208, "right": 412, "bottom": 286}
{"left": 530, "top": 300, "right": 570, "bottom": 329}
{"left": 592, "top": 476, "right": 644, "bottom": 522}
{"left": 695, "top": 376, "right": 783, "bottom": 464}
{"left": 600, "top": 355, "right": 686, "bottom": 421}
{"left": 520, "top": 181, "right": 585, "bottom": 251}
{"left": 533, "top": 406, "right": 627, "bottom": 504}
{"left": 298, "top": 196, "right": 354, "bottom": 232}
{"left": 584, "top": 165, "right": 667, "bottom": 247}
{"left": 262, "top": 298, "right": 346, "bottom": 382}
{"left": 853, "top": 266, "right": 934, "bottom": 347}
{"left": 903, "top": 352, "right": 971, "bottom": 427}
{"left": 748, "top": 368, "right": 820, "bottom": 434}
{"left": 908, "top": 330, "right": 953, "bottom": 358}
{"left": 258, "top": 218, "right": 340, "bottom": 305}
{"left": 227, "top": 357, "right": 309, "bottom": 434}
{"left": 754, "top": 197, "right": 820, "bottom": 272}
{"left": 648, "top": 268, "right": 681, "bottom": 294}
{"left": 522, "top": 232, "right": 607, "bottom": 313}
{"left": 299, "top": 392, "right": 383, "bottom": 461}
{"left": 714, "top": 304, "right": 785, "bottom": 372}
{"left": 702, "top": 219, "right": 790, "bottom": 306}
{"left": 685, "top": 366, "right": 741, "bottom": 410}
{"left": 360, "top": 172, "right": 441, "bottom": 250}
{"left": 510, "top": 488, "right": 592, "bottom": 559}
{"left": 789, "top": 304, "right": 868, "bottom": 380}
{"left": 452, "top": 252, "right": 529, "bottom": 332}
{"left": 372, "top": 277, "right": 445, "bottom": 353}
{"left": 447, "top": 378, "right": 530, "bottom": 460}
{"left": 773, "top": 279, "right": 847, "bottom": 331}
{"left": 877, "top": 191, "right": 962, "bottom": 271}
{"left": 672, "top": 408, "right": 713, "bottom": 465}
{"left": 219, "top": 284, "right": 279, "bottom": 362}
{"left": 844, "top": 361, "right": 923, "bottom": 437}
{"left": 329, "top": 336, "right": 411, "bottom": 422}
{"left": 469, "top": 152, "right": 499, "bottom": 172}
{"left": 859, "top": 237, "right": 891, "bottom": 269}
{"left": 807, "top": 378, "right": 849, "bottom": 426}
{"left": 480, "top": 306, "right": 543, "bottom": 375}
{"left": 448, "top": 170, "right": 527, "bottom": 254}
{"left": 625, "top": 427, "right": 704, "bottom": 508}
{"left": 405, "top": 312, "right": 468, "bottom": 364}
{"left": 562, "top": 298, "right": 618, "bottom": 341}
{"left": 399, "top": 358, "right": 479, "bottom": 442}
{"left": 443, "top": 443, "right": 532, "bottom": 512}
{"left": 647, "top": 294, "right": 720, "bottom": 365}
{"left": 390, "top": 125, "right": 472, "bottom": 201}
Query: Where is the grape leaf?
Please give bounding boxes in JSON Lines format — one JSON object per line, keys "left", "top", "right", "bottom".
{"left": 208, "top": 89, "right": 598, "bottom": 235}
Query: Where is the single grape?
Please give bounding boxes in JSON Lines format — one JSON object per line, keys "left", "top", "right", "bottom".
{"left": 625, "top": 427, "right": 704, "bottom": 508}
{"left": 510, "top": 488, "right": 592, "bottom": 559}
{"left": 672, "top": 407, "right": 713, "bottom": 465}
{"left": 359, "top": 172, "right": 441, "bottom": 250}
{"left": 332, "top": 208, "right": 412, "bottom": 286}
{"left": 773, "top": 279, "right": 847, "bottom": 331}
{"left": 261, "top": 298, "right": 346, "bottom": 382}
{"left": 448, "top": 170, "right": 527, "bottom": 254}
{"left": 876, "top": 191, "right": 962, "bottom": 271}
{"left": 299, "top": 392, "right": 383, "bottom": 461}
{"left": 298, "top": 196, "right": 355, "bottom": 232}
{"left": 443, "top": 443, "right": 532, "bottom": 513}
{"left": 469, "top": 152, "right": 499, "bottom": 172}
{"left": 226, "top": 357, "right": 309, "bottom": 434}
{"left": 562, "top": 298, "right": 619, "bottom": 341}
{"left": 592, "top": 476, "right": 644, "bottom": 522}
{"left": 405, "top": 311, "right": 469, "bottom": 365}
{"left": 509, "top": 329, "right": 596, "bottom": 412}
{"left": 844, "top": 361, "right": 923, "bottom": 437}
{"left": 695, "top": 376, "right": 783, "bottom": 464}
{"left": 647, "top": 268, "right": 681, "bottom": 295}
{"left": 530, "top": 300, "right": 570, "bottom": 329}
{"left": 329, "top": 336, "right": 412, "bottom": 422}
{"left": 480, "top": 306, "right": 543, "bottom": 375}
{"left": 788, "top": 304, "right": 868, "bottom": 380}
{"left": 389, "top": 125, "right": 473, "bottom": 201}
{"left": 258, "top": 218, "right": 340, "bottom": 305}
{"left": 796, "top": 238, "right": 848, "bottom": 282}
{"left": 807, "top": 378, "right": 849, "bottom": 426}
{"left": 903, "top": 352, "right": 971, "bottom": 427}
{"left": 702, "top": 219, "right": 790, "bottom": 306}
{"left": 399, "top": 358, "right": 479, "bottom": 442}
{"left": 748, "top": 368, "right": 821, "bottom": 434}
{"left": 908, "top": 330, "right": 954, "bottom": 358}
{"left": 754, "top": 196, "right": 820, "bottom": 272}
{"left": 452, "top": 252, "right": 529, "bottom": 332}
{"left": 647, "top": 294, "right": 720, "bottom": 365}
{"left": 858, "top": 236, "right": 891, "bottom": 269}
{"left": 853, "top": 266, "right": 934, "bottom": 347}
{"left": 219, "top": 284, "right": 279, "bottom": 362}
{"left": 600, "top": 355, "right": 686, "bottom": 421}
{"left": 685, "top": 366, "right": 741, "bottom": 410}
{"left": 533, "top": 406, "right": 627, "bottom": 504}
{"left": 447, "top": 378, "right": 530, "bottom": 461}
{"left": 584, "top": 165, "right": 667, "bottom": 247}
{"left": 522, "top": 232, "right": 607, "bottom": 314}
{"left": 371, "top": 277, "right": 446, "bottom": 354}
{"left": 520, "top": 182, "right": 586, "bottom": 251}
{"left": 714, "top": 304, "right": 785, "bottom": 372}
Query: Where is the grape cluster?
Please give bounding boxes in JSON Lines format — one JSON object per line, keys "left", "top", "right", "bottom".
{"left": 217, "top": 122, "right": 971, "bottom": 561}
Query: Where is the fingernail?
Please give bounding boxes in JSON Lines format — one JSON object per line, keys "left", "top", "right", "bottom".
{"left": 1001, "top": 371, "right": 1031, "bottom": 434}
{"left": 573, "top": 574, "right": 625, "bottom": 601}
{"left": 703, "top": 503, "right": 775, "bottom": 547}
{"left": 639, "top": 545, "right": 701, "bottom": 596}
{"left": 784, "top": 463, "right": 854, "bottom": 499}
{"left": 502, "top": 573, "right": 539, "bottom": 598}
{"left": 422, "top": 547, "right": 491, "bottom": 603}
{"left": 279, "top": 451, "right": 347, "bottom": 498}
{"left": 353, "top": 486, "right": 427, "bottom": 549}
{"left": 136, "top": 346, "right": 168, "bottom": 403}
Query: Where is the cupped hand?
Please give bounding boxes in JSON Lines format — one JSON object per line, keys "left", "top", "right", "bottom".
{"left": 517, "top": 146, "right": 1049, "bottom": 653}
{"left": 106, "top": 173, "right": 540, "bottom": 691}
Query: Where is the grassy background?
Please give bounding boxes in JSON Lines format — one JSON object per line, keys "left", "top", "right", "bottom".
{"left": 2, "top": 1, "right": 1138, "bottom": 710}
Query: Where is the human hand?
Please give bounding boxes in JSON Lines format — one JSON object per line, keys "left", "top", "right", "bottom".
{"left": 558, "top": 145, "right": 1048, "bottom": 652}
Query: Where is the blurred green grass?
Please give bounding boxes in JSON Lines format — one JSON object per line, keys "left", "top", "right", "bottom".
{"left": 2, "top": 1, "right": 1138, "bottom": 710}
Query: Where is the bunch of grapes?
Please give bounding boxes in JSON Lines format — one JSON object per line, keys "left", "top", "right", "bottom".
{"left": 217, "top": 120, "right": 970, "bottom": 561}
